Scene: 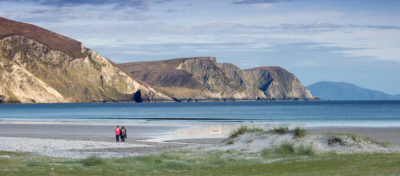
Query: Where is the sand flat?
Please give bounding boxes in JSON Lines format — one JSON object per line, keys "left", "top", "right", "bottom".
{"left": 1, "top": 122, "right": 400, "bottom": 158}
{"left": 2, "top": 122, "right": 400, "bottom": 144}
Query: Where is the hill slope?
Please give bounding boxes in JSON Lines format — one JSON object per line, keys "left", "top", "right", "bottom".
{"left": 0, "top": 16, "right": 314, "bottom": 103}
{"left": 119, "top": 58, "right": 314, "bottom": 101}
{"left": 0, "top": 17, "right": 83, "bottom": 58}
{"left": 308, "top": 81, "right": 399, "bottom": 100}
{"left": 0, "top": 17, "right": 169, "bottom": 103}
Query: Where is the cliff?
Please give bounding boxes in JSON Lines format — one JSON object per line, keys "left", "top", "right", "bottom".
{"left": 119, "top": 58, "right": 315, "bottom": 101}
{"left": 0, "top": 17, "right": 314, "bottom": 103}
{"left": 0, "top": 17, "right": 169, "bottom": 103}
{"left": 243, "top": 67, "right": 313, "bottom": 100}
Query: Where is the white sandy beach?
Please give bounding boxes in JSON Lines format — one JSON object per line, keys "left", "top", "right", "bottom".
{"left": 0, "top": 121, "right": 237, "bottom": 158}
{"left": 1, "top": 121, "right": 400, "bottom": 158}
{"left": 0, "top": 137, "right": 149, "bottom": 158}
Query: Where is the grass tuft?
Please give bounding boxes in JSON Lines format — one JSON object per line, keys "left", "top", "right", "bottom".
{"left": 328, "top": 136, "right": 344, "bottom": 146}
{"left": 262, "top": 143, "right": 314, "bottom": 158}
{"left": 26, "top": 162, "right": 41, "bottom": 167}
{"left": 272, "top": 127, "right": 289, "bottom": 135}
{"left": 224, "top": 138, "right": 235, "bottom": 145}
{"left": 228, "top": 126, "right": 263, "bottom": 139}
{"left": 326, "top": 132, "right": 392, "bottom": 147}
{"left": 296, "top": 145, "right": 315, "bottom": 156}
{"left": 80, "top": 155, "right": 106, "bottom": 166}
{"left": 347, "top": 134, "right": 391, "bottom": 147}
{"left": 275, "top": 143, "right": 295, "bottom": 155}
{"left": 294, "top": 127, "right": 307, "bottom": 138}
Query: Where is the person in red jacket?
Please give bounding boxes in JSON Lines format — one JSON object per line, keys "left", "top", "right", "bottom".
{"left": 115, "top": 125, "right": 121, "bottom": 142}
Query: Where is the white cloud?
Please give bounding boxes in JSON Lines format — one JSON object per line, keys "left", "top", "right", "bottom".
{"left": 122, "top": 50, "right": 178, "bottom": 55}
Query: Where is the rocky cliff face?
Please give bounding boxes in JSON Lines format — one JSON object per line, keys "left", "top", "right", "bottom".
{"left": 0, "top": 17, "right": 313, "bottom": 103}
{"left": 0, "top": 17, "right": 169, "bottom": 103}
{"left": 243, "top": 67, "right": 313, "bottom": 100}
{"left": 119, "top": 58, "right": 315, "bottom": 101}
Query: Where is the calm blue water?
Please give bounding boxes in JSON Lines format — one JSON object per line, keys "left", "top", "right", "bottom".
{"left": 0, "top": 101, "right": 400, "bottom": 126}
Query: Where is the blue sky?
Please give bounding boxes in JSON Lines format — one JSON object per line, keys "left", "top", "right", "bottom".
{"left": 0, "top": 0, "right": 399, "bottom": 94}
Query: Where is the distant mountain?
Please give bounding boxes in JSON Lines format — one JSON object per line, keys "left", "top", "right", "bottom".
{"left": 308, "top": 81, "right": 399, "bottom": 100}
{"left": 118, "top": 58, "right": 315, "bottom": 101}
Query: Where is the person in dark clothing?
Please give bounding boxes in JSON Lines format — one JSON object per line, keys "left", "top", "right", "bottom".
{"left": 120, "top": 126, "right": 127, "bottom": 142}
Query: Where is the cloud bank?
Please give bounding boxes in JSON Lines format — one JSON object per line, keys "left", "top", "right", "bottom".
{"left": 233, "top": 0, "right": 294, "bottom": 4}
{"left": 0, "top": 0, "right": 149, "bottom": 8}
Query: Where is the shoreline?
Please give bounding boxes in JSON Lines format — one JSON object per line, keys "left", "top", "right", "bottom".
{"left": 3, "top": 119, "right": 400, "bottom": 128}
{"left": 0, "top": 98, "right": 322, "bottom": 105}
{"left": 1, "top": 100, "right": 399, "bottom": 105}
{"left": 2, "top": 122, "right": 400, "bottom": 142}
{"left": 1, "top": 122, "right": 400, "bottom": 158}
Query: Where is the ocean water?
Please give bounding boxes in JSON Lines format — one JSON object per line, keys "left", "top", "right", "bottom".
{"left": 0, "top": 101, "right": 400, "bottom": 127}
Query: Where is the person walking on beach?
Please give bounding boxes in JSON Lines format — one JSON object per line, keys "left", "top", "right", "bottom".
{"left": 115, "top": 125, "right": 121, "bottom": 142}
{"left": 120, "top": 126, "right": 127, "bottom": 142}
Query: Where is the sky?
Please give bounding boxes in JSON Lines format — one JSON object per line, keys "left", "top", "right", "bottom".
{"left": 0, "top": 0, "right": 399, "bottom": 94}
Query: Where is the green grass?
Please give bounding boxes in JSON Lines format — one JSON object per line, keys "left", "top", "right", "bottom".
{"left": 262, "top": 143, "right": 314, "bottom": 158}
{"left": 323, "top": 132, "right": 392, "bottom": 147}
{"left": 228, "top": 126, "right": 264, "bottom": 139}
{"left": 80, "top": 155, "right": 106, "bottom": 166}
{"left": 294, "top": 127, "right": 307, "bottom": 138}
{"left": 0, "top": 150, "right": 259, "bottom": 176}
{"left": 1, "top": 150, "right": 400, "bottom": 176}
{"left": 273, "top": 143, "right": 296, "bottom": 155}
{"left": 0, "top": 128, "right": 397, "bottom": 176}
{"left": 272, "top": 126, "right": 289, "bottom": 134}
{"left": 168, "top": 153, "right": 400, "bottom": 176}
{"left": 345, "top": 133, "right": 391, "bottom": 147}
{"left": 327, "top": 136, "right": 345, "bottom": 145}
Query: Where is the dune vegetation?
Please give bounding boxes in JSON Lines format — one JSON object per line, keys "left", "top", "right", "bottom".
{"left": 1, "top": 126, "right": 400, "bottom": 176}
{"left": 1, "top": 149, "right": 400, "bottom": 176}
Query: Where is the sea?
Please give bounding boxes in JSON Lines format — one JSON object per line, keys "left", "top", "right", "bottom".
{"left": 0, "top": 101, "right": 400, "bottom": 127}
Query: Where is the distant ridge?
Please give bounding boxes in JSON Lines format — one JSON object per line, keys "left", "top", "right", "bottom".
{"left": 118, "top": 57, "right": 315, "bottom": 101}
{"left": 308, "top": 81, "right": 400, "bottom": 100}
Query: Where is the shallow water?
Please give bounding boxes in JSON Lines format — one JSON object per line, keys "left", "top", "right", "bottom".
{"left": 0, "top": 101, "right": 400, "bottom": 127}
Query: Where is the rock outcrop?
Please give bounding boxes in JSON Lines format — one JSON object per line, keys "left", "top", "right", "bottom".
{"left": 0, "top": 17, "right": 169, "bottom": 103}
{"left": 243, "top": 67, "right": 313, "bottom": 100}
{"left": 119, "top": 57, "right": 315, "bottom": 101}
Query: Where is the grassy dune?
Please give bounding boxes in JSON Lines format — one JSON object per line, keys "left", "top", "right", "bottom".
{"left": 169, "top": 153, "right": 400, "bottom": 176}
{"left": 1, "top": 127, "right": 399, "bottom": 175}
{"left": 1, "top": 150, "right": 400, "bottom": 176}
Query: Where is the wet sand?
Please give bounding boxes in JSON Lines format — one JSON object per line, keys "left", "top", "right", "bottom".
{"left": 1, "top": 123, "right": 400, "bottom": 144}
{"left": 0, "top": 123, "right": 180, "bottom": 142}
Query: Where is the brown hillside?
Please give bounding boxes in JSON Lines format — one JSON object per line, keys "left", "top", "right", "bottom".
{"left": 0, "top": 17, "right": 84, "bottom": 58}
{"left": 119, "top": 58, "right": 315, "bottom": 101}
{"left": 118, "top": 57, "right": 215, "bottom": 90}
